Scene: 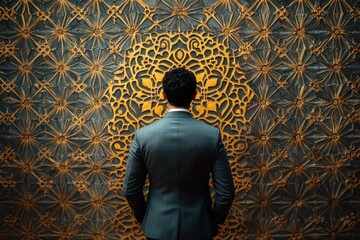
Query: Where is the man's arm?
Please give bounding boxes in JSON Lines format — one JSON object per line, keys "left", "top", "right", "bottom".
{"left": 123, "top": 133, "right": 147, "bottom": 223}
{"left": 212, "top": 131, "right": 235, "bottom": 225}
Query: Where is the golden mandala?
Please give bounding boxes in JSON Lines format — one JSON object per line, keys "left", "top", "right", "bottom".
{"left": 107, "top": 31, "right": 253, "bottom": 174}
{"left": 107, "top": 31, "right": 253, "bottom": 238}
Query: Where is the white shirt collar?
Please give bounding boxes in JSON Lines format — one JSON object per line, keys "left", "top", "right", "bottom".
{"left": 168, "top": 108, "right": 190, "bottom": 113}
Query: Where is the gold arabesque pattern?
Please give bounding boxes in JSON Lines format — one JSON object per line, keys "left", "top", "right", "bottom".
{"left": 108, "top": 31, "right": 253, "bottom": 163}
{"left": 0, "top": 0, "right": 359, "bottom": 239}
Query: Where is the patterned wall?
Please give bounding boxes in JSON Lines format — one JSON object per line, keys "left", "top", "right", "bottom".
{"left": 0, "top": 0, "right": 359, "bottom": 239}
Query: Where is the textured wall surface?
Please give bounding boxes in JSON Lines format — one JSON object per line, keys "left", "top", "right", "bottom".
{"left": 0, "top": 0, "right": 359, "bottom": 239}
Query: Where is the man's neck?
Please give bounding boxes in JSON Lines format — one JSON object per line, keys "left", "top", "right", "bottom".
{"left": 167, "top": 104, "right": 190, "bottom": 112}
{"left": 167, "top": 104, "right": 189, "bottom": 111}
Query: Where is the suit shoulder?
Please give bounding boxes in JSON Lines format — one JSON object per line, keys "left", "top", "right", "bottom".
{"left": 193, "top": 119, "right": 220, "bottom": 133}
{"left": 135, "top": 119, "right": 162, "bottom": 134}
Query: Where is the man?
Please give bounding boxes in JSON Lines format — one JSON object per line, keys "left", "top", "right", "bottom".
{"left": 123, "top": 67, "right": 234, "bottom": 240}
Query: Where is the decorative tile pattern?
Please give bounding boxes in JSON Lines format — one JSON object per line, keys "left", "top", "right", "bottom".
{"left": 0, "top": 0, "right": 359, "bottom": 239}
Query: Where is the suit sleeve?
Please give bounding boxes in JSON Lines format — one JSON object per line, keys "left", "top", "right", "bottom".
{"left": 123, "top": 132, "right": 147, "bottom": 223}
{"left": 212, "top": 131, "right": 235, "bottom": 225}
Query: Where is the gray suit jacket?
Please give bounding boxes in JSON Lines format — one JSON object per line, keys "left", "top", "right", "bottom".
{"left": 124, "top": 111, "right": 234, "bottom": 240}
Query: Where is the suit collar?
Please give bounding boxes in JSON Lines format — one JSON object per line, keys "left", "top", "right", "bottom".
{"left": 168, "top": 108, "right": 190, "bottom": 113}
{"left": 164, "top": 111, "right": 193, "bottom": 118}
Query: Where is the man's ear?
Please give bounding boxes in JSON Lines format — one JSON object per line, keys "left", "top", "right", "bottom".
{"left": 192, "top": 90, "right": 197, "bottom": 100}
{"left": 162, "top": 90, "right": 167, "bottom": 100}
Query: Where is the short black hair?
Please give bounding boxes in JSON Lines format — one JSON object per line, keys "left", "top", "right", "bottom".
{"left": 162, "top": 67, "right": 196, "bottom": 107}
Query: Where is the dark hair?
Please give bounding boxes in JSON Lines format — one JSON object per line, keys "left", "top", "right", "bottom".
{"left": 162, "top": 67, "right": 197, "bottom": 107}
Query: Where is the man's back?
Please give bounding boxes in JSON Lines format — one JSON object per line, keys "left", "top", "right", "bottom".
{"left": 124, "top": 67, "right": 234, "bottom": 240}
{"left": 124, "top": 111, "right": 234, "bottom": 240}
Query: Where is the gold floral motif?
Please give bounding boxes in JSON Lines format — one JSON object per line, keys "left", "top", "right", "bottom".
{"left": 40, "top": 212, "right": 55, "bottom": 228}
{"left": 108, "top": 178, "right": 122, "bottom": 192}
{"left": 74, "top": 214, "right": 87, "bottom": 226}
{"left": 0, "top": 41, "right": 16, "bottom": 58}
{"left": 37, "top": 176, "right": 54, "bottom": 194}
{"left": 108, "top": 31, "right": 254, "bottom": 180}
{"left": 0, "top": 175, "right": 16, "bottom": 189}
{"left": 35, "top": 41, "right": 52, "bottom": 58}
{"left": 0, "top": 145, "right": 16, "bottom": 164}
{"left": 73, "top": 176, "right": 88, "bottom": 193}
